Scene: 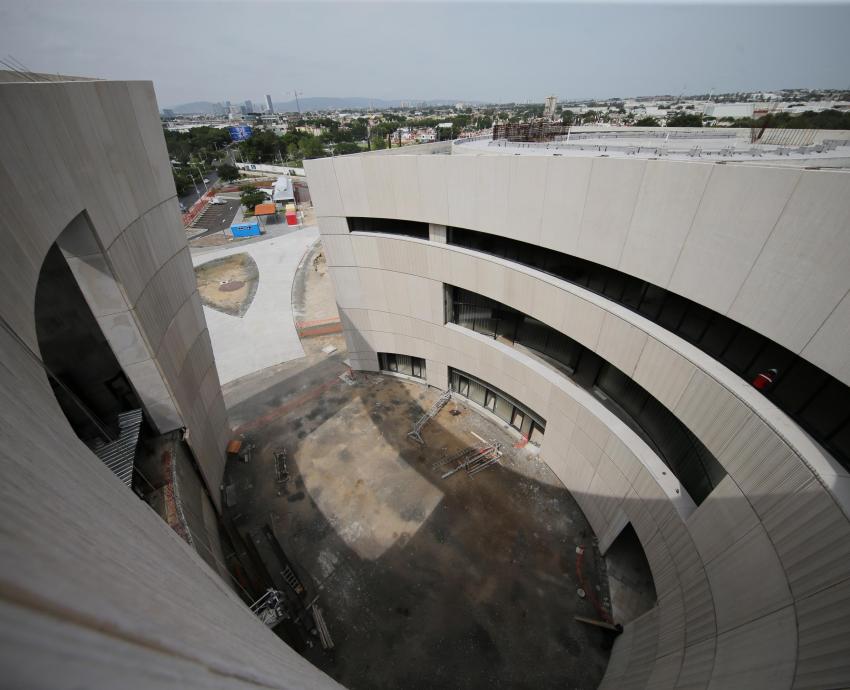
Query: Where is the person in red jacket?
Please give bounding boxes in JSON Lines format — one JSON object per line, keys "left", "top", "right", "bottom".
{"left": 752, "top": 368, "right": 779, "bottom": 391}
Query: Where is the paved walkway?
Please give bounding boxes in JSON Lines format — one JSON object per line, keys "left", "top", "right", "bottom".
{"left": 191, "top": 225, "right": 320, "bottom": 385}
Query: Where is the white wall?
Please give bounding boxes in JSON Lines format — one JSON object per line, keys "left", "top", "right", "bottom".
{"left": 306, "top": 153, "right": 850, "bottom": 387}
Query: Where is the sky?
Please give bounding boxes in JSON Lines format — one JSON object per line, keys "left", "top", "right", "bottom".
{"left": 1, "top": 1, "right": 849, "bottom": 108}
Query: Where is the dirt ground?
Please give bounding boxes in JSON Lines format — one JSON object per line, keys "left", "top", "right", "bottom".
{"left": 224, "top": 368, "right": 614, "bottom": 690}
{"left": 194, "top": 253, "right": 259, "bottom": 317}
{"left": 291, "top": 240, "right": 342, "bottom": 341}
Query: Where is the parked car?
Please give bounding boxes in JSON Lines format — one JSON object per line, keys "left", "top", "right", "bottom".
{"left": 210, "top": 196, "right": 227, "bottom": 205}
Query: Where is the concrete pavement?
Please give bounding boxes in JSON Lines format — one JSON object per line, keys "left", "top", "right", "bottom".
{"left": 191, "top": 224, "right": 320, "bottom": 384}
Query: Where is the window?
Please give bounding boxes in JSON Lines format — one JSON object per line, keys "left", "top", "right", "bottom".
{"left": 440, "top": 225, "right": 850, "bottom": 470}
{"left": 357, "top": 218, "right": 850, "bottom": 469}
{"left": 347, "top": 217, "right": 429, "bottom": 240}
{"left": 511, "top": 408, "right": 525, "bottom": 431}
{"left": 449, "top": 367, "right": 546, "bottom": 445}
{"left": 378, "top": 352, "right": 426, "bottom": 379}
{"left": 447, "top": 285, "right": 724, "bottom": 504}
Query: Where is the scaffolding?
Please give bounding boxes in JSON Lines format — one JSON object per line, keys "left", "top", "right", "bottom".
{"left": 407, "top": 389, "right": 452, "bottom": 445}
{"left": 432, "top": 442, "right": 503, "bottom": 479}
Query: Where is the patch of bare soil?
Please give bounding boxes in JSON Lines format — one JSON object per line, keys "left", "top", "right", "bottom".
{"left": 194, "top": 253, "right": 259, "bottom": 317}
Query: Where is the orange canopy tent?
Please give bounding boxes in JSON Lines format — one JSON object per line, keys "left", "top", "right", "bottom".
{"left": 253, "top": 203, "right": 276, "bottom": 216}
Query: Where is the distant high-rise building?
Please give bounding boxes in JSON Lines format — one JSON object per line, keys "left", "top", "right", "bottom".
{"left": 161, "top": 108, "right": 175, "bottom": 119}
{"left": 213, "top": 102, "right": 226, "bottom": 116}
{"left": 244, "top": 100, "right": 254, "bottom": 113}
{"left": 266, "top": 94, "right": 274, "bottom": 113}
{"left": 544, "top": 95, "right": 558, "bottom": 121}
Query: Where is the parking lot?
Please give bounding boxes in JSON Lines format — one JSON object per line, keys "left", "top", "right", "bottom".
{"left": 189, "top": 198, "right": 241, "bottom": 238}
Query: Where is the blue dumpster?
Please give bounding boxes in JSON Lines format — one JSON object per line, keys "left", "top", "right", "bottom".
{"left": 230, "top": 220, "right": 261, "bottom": 238}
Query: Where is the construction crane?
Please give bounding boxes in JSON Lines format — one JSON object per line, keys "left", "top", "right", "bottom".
{"left": 288, "top": 90, "right": 304, "bottom": 117}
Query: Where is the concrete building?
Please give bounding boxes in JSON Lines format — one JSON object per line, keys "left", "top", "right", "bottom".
{"left": 266, "top": 93, "right": 274, "bottom": 113}
{"left": 305, "top": 130, "right": 850, "bottom": 689}
{"left": 3, "top": 70, "right": 850, "bottom": 689}
{"left": 0, "top": 76, "right": 340, "bottom": 688}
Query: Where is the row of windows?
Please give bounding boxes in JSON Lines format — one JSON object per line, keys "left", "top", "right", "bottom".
{"left": 446, "top": 226, "right": 850, "bottom": 468}
{"left": 344, "top": 215, "right": 850, "bottom": 471}
{"left": 378, "top": 352, "right": 426, "bottom": 379}
{"left": 449, "top": 368, "right": 546, "bottom": 446}
{"left": 449, "top": 286, "right": 726, "bottom": 504}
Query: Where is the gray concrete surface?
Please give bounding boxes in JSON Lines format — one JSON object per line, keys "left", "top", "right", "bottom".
{"left": 192, "top": 225, "right": 319, "bottom": 384}
{"left": 224, "top": 371, "right": 617, "bottom": 690}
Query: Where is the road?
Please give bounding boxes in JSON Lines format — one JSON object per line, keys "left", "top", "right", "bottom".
{"left": 178, "top": 170, "right": 219, "bottom": 210}
{"left": 177, "top": 147, "right": 240, "bottom": 209}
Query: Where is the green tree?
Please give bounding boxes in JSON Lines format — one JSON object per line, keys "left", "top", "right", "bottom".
{"left": 239, "top": 185, "right": 267, "bottom": 211}
{"left": 453, "top": 114, "right": 471, "bottom": 129}
{"left": 172, "top": 169, "right": 194, "bottom": 196}
{"left": 666, "top": 112, "right": 703, "bottom": 127}
{"left": 561, "top": 110, "right": 575, "bottom": 125}
{"left": 634, "top": 116, "right": 660, "bottom": 127}
{"left": 217, "top": 162, "right": 239, "bottom": 182}
{"left": 298, "top": 135, "right": 327, "bottom": 159}
{"left": 348, "top": 119, "right": 368, "bottom": 140}
{"left": 333, "top": 142, "right": 362, "bottom": 156}
{"left": 239, "top": 129, "right": 281, "bottom": 163}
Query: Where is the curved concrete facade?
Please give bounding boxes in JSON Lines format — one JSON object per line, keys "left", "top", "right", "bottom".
{"left": 308, "top": 151, "right": 850, "bottom": 387}
{"left": 305, "top": 147, "right": 850, "bottom": 689}
{"left": 0, "top": 80, "right": 339, "bottom": 688}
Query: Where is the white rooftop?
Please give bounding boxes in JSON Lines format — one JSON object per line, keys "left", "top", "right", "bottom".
{"left": 452, "top": 129, "right": 850, "bottom": 168}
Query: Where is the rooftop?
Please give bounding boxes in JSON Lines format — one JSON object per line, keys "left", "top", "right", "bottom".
{"left": 452, "top": 128, "right": 850, "bottom": 168}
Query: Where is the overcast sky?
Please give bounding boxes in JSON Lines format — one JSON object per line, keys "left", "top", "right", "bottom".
{"left": 1, "top": 1, "right": 849, "bottom": 107}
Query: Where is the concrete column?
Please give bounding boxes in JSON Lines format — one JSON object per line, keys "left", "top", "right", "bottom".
{"left": 426, "top": 360, "right": 448, "bottom": 390}
{"left": 429, "top": 223, "right": 447, "bottom": 243}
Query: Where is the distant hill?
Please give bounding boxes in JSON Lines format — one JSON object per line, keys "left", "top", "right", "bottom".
{"left": 169, "top": 101, "right": 219, "bottom": 115}
{"left": 166, "top": 97, "right": 476, "bottom": 115}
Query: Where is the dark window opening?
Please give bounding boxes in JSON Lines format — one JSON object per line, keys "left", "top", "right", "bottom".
{"left": 449, "top": 368, "right": 546, "bottom": 444}
{"left": 440, "top": 224, "right": 850, "bottom": 470}
{"left": 604, "top": 523, "right": 657, "bottom": 625}
{"left": 35, "top": 244, "right": 142, "bottom": 445}
{"left": 378, "top": 352, "right": 426, "bottom": 379}
{"left": 347, "top": 216, "right": 429, "bottom": 240}
{"left": 448, "top": 285, "right": 725, "bottom": 504}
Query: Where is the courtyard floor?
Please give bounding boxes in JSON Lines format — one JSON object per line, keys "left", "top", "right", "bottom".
{"left": 214, "top": 234, "right": 616, "bottom": 689}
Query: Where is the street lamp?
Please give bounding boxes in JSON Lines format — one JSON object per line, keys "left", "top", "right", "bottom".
{"left": 194, "top": 164, "right": 208, "bottom": 192}
{"left": 187, "top": 171, "right": 201, "bottom": 197}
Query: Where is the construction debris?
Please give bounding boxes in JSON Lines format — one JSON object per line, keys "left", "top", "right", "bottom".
{"left": 574, "top": 615, "right": 623, "bottom": 635}
{"left": 251, "top": 589, "right": 290, "bottom": 628}
{"left": 274, "top": 449, "right": 290, "bottom": 483}
{"left": 407, "top": 389, "right": 452, "bottom": 445}
{"left": 432, "top": 441, "right": 503, "bottom": 479}
{"left": 311, "top": 604, "right": 335, "bottom": 649}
